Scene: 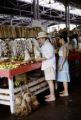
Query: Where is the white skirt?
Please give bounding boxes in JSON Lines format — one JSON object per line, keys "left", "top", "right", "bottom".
{"left": 44, "top": 67, "right": 56, "bottom": 80}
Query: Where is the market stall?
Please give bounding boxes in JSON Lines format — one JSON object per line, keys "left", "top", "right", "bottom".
{"left": 0, "top": 62, "right": 48, "bottom": 114}
{"left": 0, "top": 30, "right": 48, "bottom": 114}
{"left": 0, "top": 25, "right": 81, "bottom": 115}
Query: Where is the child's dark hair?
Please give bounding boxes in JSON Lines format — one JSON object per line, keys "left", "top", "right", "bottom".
{"left": 60, "top": 31, "right": 68, "bottom": 43}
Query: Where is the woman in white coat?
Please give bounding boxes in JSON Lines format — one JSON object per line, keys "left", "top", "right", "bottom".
{"left": 36, "top": 31, "right": 56, "bottom": 102}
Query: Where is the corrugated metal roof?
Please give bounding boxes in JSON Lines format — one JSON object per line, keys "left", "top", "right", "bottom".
{"left": 0, "top": 0, "right": 81, "bottom": 26}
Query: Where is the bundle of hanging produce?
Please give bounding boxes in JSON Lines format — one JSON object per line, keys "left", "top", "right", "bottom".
{"left": 1, "top": 39, "right": 11, "bottom": 57}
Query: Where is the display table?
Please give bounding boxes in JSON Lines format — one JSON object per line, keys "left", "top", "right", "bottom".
{"left": 0, "top": 62, "right": 48, "bottom": 114}
{"left": 1, "top": 51, "right": 81, "bottom": 114}
{"left": 0, "top": 62, "right": 41, "bottom": 78}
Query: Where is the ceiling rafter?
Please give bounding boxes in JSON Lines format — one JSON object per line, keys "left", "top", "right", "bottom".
{"left": 0, "top": 0, "right": 81, "bottom": 26}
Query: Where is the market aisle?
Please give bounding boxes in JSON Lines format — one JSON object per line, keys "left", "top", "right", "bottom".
{"left": 26, "top": 87, "right": 81, "bottom": 120}
{"left": 0, "top": 84, "right": 81, "bottom": 120}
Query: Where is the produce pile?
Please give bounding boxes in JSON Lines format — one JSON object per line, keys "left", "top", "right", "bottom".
{"left": 0, "top": 38, "right": 41, "bottom": 69}
{"left": 15, "top": 89, "right": 39, "bottom": 117}
{"left": 0, "top": 25, "right": 41, "bottom": 38}
{"left": 0, "top": 62, "right": 20, "bottom": 69}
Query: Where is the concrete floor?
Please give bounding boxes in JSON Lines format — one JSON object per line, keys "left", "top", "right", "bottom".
{"left": 0, "top": 81, "right": 81, "bottom": 120}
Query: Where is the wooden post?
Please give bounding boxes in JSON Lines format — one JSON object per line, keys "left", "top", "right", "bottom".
{"left": 8, "top": 78, "right": 15, "bottom": 114}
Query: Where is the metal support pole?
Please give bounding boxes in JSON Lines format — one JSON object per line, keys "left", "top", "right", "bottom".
{"left": 37, "top": 0, "right": 39, "bottom": 19}
{"left": 65, "top": 5, "right": 68, "bottom": 28}
{"left": 65, "top": 1, "right": 70, "bottom": 29}
{"left": 33, "top": 0, "right": 37, "bottom": 19}
{"left": 33, "top": 0, "right": 39, "bottom": 19}
{"left": 68, "top": 5, "right": 70, "bottom": 29}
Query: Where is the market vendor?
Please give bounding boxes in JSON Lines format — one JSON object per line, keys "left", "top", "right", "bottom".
{"left": 36, "top": 31, "right": 56, "bottom": 102}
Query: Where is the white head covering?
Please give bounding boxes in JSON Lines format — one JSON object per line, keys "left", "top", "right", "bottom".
{"left": 37, "top": 31, "right": 48, "bottom": 39}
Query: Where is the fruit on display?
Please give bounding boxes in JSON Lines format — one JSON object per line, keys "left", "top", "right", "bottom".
{"left": 0, "top": 63, "right": 20, "bottom": 69}
{"left": 0, "top": 37, "right": 41, "bottom": 65}
{"left": 11, "top": 55, "right": 24, "bottom": 62}
{"left": 15, "top": 80, "right": 20, "bottom": 87}
{"left": 11, "top": 56, "right": 18, "bottom": 61}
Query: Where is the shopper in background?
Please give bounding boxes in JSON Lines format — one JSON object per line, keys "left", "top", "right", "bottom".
{"left": 78, "top": 32, "right": 81, "bottom": 50}
{"left": 71, "top": 29, "right": 78, "bottom": 49}
{"left": 36, "top": 31, "right": 56, "bottom": 102}
{"left": 57, "top": 31, "right": 70, "bottom": 96}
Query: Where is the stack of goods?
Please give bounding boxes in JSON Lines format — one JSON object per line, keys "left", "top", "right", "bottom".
{"left": 24, "top": 49, "right": 31, "bottom": 62}
{"left": 15, "top": 27, "right": 20, "bottom": 38}
{"left": 32, "top": 38, "right": 41, "bottom": 60}
{"left": 24, "top": 38, "right": 41, "bottom": 62}
{"left": 0, "top": 39, "right": 3, "bottom": 57}
{"left": 14, "top": 73, "right": 28, "bottom": 87}
{"left": 8, "top": 26, "right": 13, "bottom": 38}
{"left": 0, "top": 25, "right": 13, "bottom": 38}
{"left": 15, "top": 89, "right": 39, "bottom": 117}
{"left": 0, "top": 25, "right": 41, "bottom": 54}
{"left": 0, "top": 37, "right": 41, "bottom": 69}
{"left": 0, "top": 25, "right": 41, "bottom": 38}
{"left": 21, "top": 26, "right": 26, "bottom": 38}
{"left": 12, "top": 27, "right": 16, "bottom": 38}
{"left": 27, "top": 27, "right": 41, "bottom": 38}
{"left": 15, "top": 38, "right": 25, "bottom": 56}
{"left": 0, "top": 62, "right": 20, "bottom": 69}
{"left": 1, "top": 39, "right": 11, "bottom": 57}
